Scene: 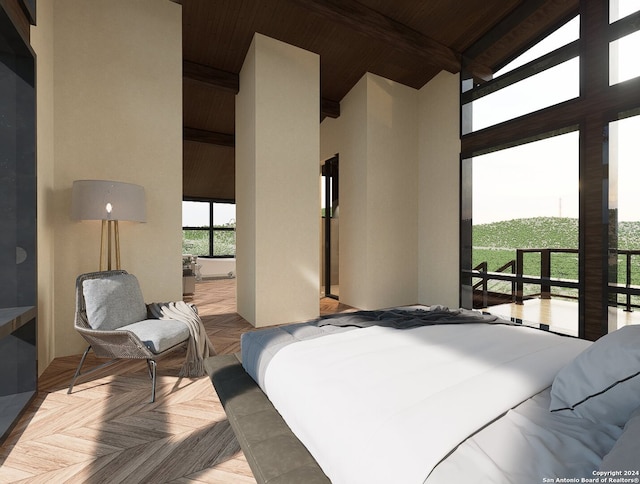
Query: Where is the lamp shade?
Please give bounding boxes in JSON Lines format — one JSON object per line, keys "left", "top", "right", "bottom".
{"left": 71, "top": 180, "right": 146, "bottom": 222}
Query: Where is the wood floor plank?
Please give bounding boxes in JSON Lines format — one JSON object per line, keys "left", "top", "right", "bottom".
{"left": 16, "top": 452, "right": 122, "bottom": 484}
{"left": 179, "top": 466, "right": 257, "bottom": 484}
{"left": 33, "top": 433, "right": 121, "bottom": 458}
{"left": 0, "top": 279, "right": 350, "bottom": 483}
{"left": 142, "top": 421, "right": 240, "bottom": 482}
{"left": 0, "top": 464, "right": 35, "bottom": 482}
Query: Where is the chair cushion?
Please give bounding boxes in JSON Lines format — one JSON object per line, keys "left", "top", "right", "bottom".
{"left": 83, "top": 273, "right": 147, "bottom": 330}
{"left": 117, "top": 319, "right": 190, "bottom": 354}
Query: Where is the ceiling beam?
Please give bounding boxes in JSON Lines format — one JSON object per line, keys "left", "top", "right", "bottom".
{"left": 321, "top": 98, "right": 340, "bottom": 119}
{"left": 289, "top": 0, "right": 461, "bottom": 73}
{"left": 184, "top": 127, "right": 235, "bottom": 148}
{"left": 184, "top": 60, "right": 239, "bottom": 94}
{"left": 184, "top": 60, "right": 341, "bottom": 118}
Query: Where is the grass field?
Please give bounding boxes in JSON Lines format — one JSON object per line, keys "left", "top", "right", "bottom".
{"left": 473, "top": 217, "right": 640, "bottom": 299}
{"left": 182, "top": 228, "right": 235, "bottom": 257}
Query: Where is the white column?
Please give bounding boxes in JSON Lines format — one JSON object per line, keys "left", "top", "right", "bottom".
{"left": 418, "top": 72, "right": 461, "bottom": 307}
{"left": 320, "top": 73, "right": 420, "bottom": 310}
{"left": 236, "top": 34, "right": 320, "bottom": 327}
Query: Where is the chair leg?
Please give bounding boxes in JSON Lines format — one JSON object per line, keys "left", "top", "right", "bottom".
{"left": 146, "top": 360, "right": 154, "bottom": 380}
{"left": 148, "top": 359, "right": 157, "bottom": 403}
{"left": 68, "top": 345, "right": 92, "bottom": 394}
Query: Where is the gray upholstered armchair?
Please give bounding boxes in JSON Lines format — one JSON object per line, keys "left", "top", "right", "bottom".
{"left": 68, "top": 270, "right": 191, "bottom": 402}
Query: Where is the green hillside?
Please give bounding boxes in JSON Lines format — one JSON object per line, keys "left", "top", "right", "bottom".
{"left": 472, "top": 217, "right": 640, "bottom": 286}
{"left": 474, "top": 217, "right": 578, "bottom": 250}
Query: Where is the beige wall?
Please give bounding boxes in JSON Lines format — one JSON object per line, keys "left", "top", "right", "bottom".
{"left": 31, "top": 0, "right": 55, "bottom": 373}
{"left": 321, "top": 73, "right": 419, "bottom": 310}
{"left": 32, "top": 0, "right": 183, "bottom": 359}
{"left": 321, "top": 71, "right": 460, "bottom": 310}
{"left": 418, "top": 72, "right": 461, "bottom": 307}
{"left": 236, "top": 34, "right": 320, "bottom": 327}
{"left": 321, "top": 76, "right": 368, "bottom": 305}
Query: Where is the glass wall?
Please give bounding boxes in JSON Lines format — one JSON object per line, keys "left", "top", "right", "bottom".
{"left": 608, "top": 114, "right": 640, "bottom": 332}
{"left": 462, "top": 16, "right": 579, "bottom": 135}
{"left": 609, "top": 0, "right": 640, "bottom": 23}
{"left": 468, "top": 59, "right": 579, "bottom": 133}
{"left": 493, "top": 17, "right": 579, "bottom": 77}
{"left": 462, "top": 0, "right": 640, "bottom": 339}
{"left": 469, "top": 133, "right": 580, "bottom": 335}
{"left": 610, "top": 31, "right": 640, "bottom": 85}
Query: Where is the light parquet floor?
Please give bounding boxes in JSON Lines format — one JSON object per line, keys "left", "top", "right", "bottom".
{"left": 0, "top": 279, "right": 353, "bottom": 483}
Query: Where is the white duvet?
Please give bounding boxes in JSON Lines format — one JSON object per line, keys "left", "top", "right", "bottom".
{"left": 263, "top": 322, "right": 592, "bottom": 484}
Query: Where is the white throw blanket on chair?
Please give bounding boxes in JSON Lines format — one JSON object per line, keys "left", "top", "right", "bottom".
{"left": 148, "top": 301, "right": 215, "bottom": 377}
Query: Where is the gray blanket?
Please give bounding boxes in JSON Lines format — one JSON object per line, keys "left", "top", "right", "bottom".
{"left": 317, "top": 305, "right": 499, "bottom": 329}
{"left": 242, "top": 306, "right": 503, "bottom": 391}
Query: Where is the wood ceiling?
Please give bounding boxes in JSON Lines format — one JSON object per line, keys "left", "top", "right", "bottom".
{"left": 180, "top": 0, "right": 578, "bottom": 201}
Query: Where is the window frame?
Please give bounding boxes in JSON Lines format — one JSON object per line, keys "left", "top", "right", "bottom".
{"left": 182, "top": 198, "right": 236, "bottom": 258}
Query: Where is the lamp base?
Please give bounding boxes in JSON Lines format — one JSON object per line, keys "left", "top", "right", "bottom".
{"left": 99, "top": 220, "right": 121, "bottom": 271}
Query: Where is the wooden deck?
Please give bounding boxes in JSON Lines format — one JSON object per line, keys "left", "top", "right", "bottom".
{"left": 0, "top": 279, "right": 352, "bottom": 483}
{"left": 489, "top": 297, "right": 640, "bottom": 336}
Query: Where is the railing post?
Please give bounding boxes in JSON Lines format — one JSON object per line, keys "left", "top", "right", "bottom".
{"left": 483, "top": 275, "right": 488, "bottom": 308}
{"left": 472, "top": 262, "right": 488, "bottom": 309}
{"left": 510, "top": 261, "right": 516, "bottom": 303}
{"left": 480, "top": 262, "right": 488, "bottom": 308}
{"left": 626, "top": 252, "right": 632, "bottom": 312}
{"left": 516, "top": 249, "right": 524, "bottom": 305}
{"left": 541, "top": 249, "right": 551, "bottom": 299}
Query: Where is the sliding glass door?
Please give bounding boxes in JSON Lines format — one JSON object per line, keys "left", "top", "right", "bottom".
{"left": 466, "top": 133, "right": 580, "bottom": 335}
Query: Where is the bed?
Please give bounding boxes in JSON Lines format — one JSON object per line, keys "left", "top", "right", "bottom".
{"left": 206, "top": 306, "right": 640, "bottom": 484}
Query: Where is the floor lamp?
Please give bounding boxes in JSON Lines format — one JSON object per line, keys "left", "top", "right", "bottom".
{"left": 71, "top": 180, "right": 146, "bottom": 271}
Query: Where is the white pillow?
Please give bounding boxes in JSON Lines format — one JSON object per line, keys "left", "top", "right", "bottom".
{"left": 600, "top": 406, "right": 640, "bottom": 471}
{"left": 83, "top": 274, "right": 147, "bottom": 331}
{"left": 549, "top": 324, "right": 640, "bottom": 427}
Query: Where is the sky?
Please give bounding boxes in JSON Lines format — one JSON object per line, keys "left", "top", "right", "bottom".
{"left": 182, "top": 201, "right": 235, "bottom": 227}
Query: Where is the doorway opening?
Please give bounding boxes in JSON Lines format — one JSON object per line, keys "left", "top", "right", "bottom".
{"left": 321, "top": 154, "right": 339, "bottom": 300}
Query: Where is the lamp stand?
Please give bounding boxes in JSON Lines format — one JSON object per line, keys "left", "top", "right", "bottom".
{"left": 99, "top": 219, "right": 121, "bottom": 271}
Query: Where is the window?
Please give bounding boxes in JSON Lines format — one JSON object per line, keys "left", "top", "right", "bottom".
{"left": 609, "top": 0, "right": 640, "bottom": 23}
{"left": 182, "top": 201, "right": 236, "bottom": 257}
{"left": 461, "top": 1, "right": 640, "bottom": 339}
{"left": 493, "top": 17, "right": 580, "bottom": 77}
{"left": 609, "top": 1, "right": 640, "bottom": 85}
{"left": 467, "top": 58, "right": 579, "bottom": 133}
{"left": 468, "top": 132, "right": 580, "bottom": 335}
{"left": 608, "top": 113, "right": 640, "bottom": 331}
{"left": 610, "top": 30, "right": 640, "bottom": 85}
{"left": 462, "top": 16, "right": 580, "bottom": 135}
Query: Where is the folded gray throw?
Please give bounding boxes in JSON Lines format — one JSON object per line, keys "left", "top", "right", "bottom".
{"left": 148, "top": 301, "right": 215, "bottom": 377}
{"left": 317, "top": 305, "right": 499, "bottom": 329}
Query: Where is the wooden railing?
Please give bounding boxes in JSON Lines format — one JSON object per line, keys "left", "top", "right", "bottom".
{"left": 515, "top": 248, "right": 578, "bottom": 304}
{"left": 613, "top": 249, "right": 640, "bottom": 312}
{"left": 472, "top": 260, "right": 516, "bottom": 308}
{"left": 471, "top": 247, "right": 640, "bottom": 311}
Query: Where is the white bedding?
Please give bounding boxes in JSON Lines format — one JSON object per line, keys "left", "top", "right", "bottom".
{"left": 262, "top": 323, "right": 592, "bottom": 484}
{"left": 426, "top": 388, "right": 621, "bottom": 483}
